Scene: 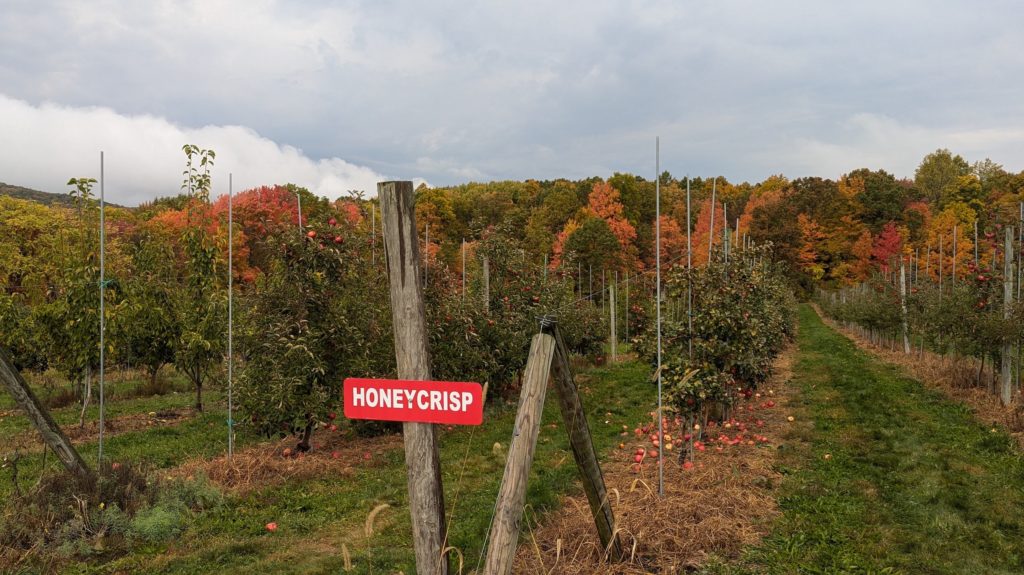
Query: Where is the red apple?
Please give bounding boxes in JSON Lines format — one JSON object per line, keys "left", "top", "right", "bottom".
{"left": 266, "top": 522, "right": 278, "bottom": 532}
{"left": 307, "top": 230, "right": 317, "bottom": 239}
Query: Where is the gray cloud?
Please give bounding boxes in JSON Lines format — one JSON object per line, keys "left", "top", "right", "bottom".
{"left": 1, "top": 0, "right": 1023, "bottom": 199}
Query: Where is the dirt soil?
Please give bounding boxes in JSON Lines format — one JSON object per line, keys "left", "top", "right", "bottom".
{"left": 4, "top": 409, "right": 193, "bottom": 456}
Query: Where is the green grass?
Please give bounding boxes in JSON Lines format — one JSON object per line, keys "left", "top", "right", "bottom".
{"left": 708, "top": 305, "right": 1024, "bottom": 575}
{"left": 0, "top": 387, "right": 202, "bottom": 438}
{"left": 0, "top": 390, "right": 265, "bottom": 502}
{"left": 0, "top": 370, "right": 194, "bottom": 411}
{"left": 32, "top": 359, "right": 655, "bottom": 574}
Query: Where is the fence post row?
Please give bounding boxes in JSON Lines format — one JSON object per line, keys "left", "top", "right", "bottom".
{"left": 378, "top": 181, "right": 449, "bottom": 575}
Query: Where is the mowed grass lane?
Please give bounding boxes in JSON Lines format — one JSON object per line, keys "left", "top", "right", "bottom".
{"left": 710, "top": 305, "right": 1024, "bottom": 574}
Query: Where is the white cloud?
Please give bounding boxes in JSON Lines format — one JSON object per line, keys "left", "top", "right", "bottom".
{"left": 776, "top": 114, "right": 1024, "bottom": 181}
{"left": 0, "top": 94, "right": 390, "bottom": 205}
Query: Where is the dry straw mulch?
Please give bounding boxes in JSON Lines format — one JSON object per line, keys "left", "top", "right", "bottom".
{"left": 511, "top": 345, "right": 797, "bottom": 574}
{"left": 815, "top": 306, "right": 1024, "bottom": 449}
{"left": 4, "top": 409, "right": 193, "bottom": 456}
{"left": 167, "top": 429, "right": 403, "bottom": 495}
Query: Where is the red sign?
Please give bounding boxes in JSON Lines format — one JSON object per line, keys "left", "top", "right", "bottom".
{"left": 343, "top": 378, "right": 484, "bottom": 426}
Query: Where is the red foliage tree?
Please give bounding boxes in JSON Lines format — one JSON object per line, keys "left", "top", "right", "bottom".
{"left": 658, "top": 215, "right": 687, "bottom": 266}
{"left": 871, "top": 222, "right": 903, "bottom": 273}
{"left": 587, "top": 181, "right": 637, "bottom": 258}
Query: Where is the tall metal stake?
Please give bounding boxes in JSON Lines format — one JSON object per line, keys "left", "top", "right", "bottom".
{"left": 952, "top": 224, "right": 958, "bottom": 283}
{"left": 708, "top": 177, "right": 717, "bottom": 263}
{"left": 624, "top": 273, "right": 630, "bottom": 342}
{"left": 654, "top": 137, "right": 663, "bottom": 497}
{"left": 686, "top": 177, "right": 693, "bottom": 360}
{"left": 939, "top": 235, "right": 944, "bottom": 299}
{"left": 975, "top": 219, "right": 979, "bottom": 268}
{"left": 98, "top": 151, "right": 106, "bottom": 464}
{"left": 723, "top": 203, "right": 729, "bottom": 264}
{"left": 228, "top": 173, "right": 234, "bottom": 458}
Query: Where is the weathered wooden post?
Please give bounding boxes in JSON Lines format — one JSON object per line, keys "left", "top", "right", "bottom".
{"left": 378, "top": 181, "right": 449, "bottom": 575}
{"left": 1001, "top": 226, "right": 1015, "bottom": 406}
{"left": 483, "top": 332, "right": 556, "bottom": 575}
{"left": 549, "top": 321, "right": 623, "bottom": 559}
{"left": 484, "top": 319, "right": 623, "bottom": 573}
{"left": 0, "top": 347, "right": 95, "bottom": 484}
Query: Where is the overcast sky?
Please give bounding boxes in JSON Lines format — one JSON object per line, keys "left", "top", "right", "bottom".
{"left": 1, "top": 0, "right": 1022, "bottom": 205}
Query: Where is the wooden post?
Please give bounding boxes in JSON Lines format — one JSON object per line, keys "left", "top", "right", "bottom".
{"left": 377, "top": 181, "right": 449, "bottom": 575}
{"left": 0, "top": 347, "right": 95, "bottom": 484}
{"left": 483, "top": 333, "right": 556, "bottom": 575}
{"left": 1001, "top": 227, "right": 1015, "bottom": 406}
{"left": 549, "top": 322, "right": 624, "bottom": 559}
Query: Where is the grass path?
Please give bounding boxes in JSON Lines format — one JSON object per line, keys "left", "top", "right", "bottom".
{"left": 713, "top": 305, "right": 1024, "bottom": 574}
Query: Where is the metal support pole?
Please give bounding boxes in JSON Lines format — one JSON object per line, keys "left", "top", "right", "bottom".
{"left": 708, "top": 177, "right": 717, "bottom": 263}
{"left": 655, "top": 137, "right": 663, "bottom": 497}
{"left": 98, "top": 151, "right": 106, "bottom": 464}
{"left": 228, "top": 173, "right": 234, "bottom": 458}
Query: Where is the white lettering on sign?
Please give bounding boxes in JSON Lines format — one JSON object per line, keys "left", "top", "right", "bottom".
{"left": 350, "top": 387, "right": 475, "bottom": 412}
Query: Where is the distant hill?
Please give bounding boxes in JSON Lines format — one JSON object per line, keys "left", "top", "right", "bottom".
{"left": 0, "top": 182, "right": 125, "bottom": 208}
